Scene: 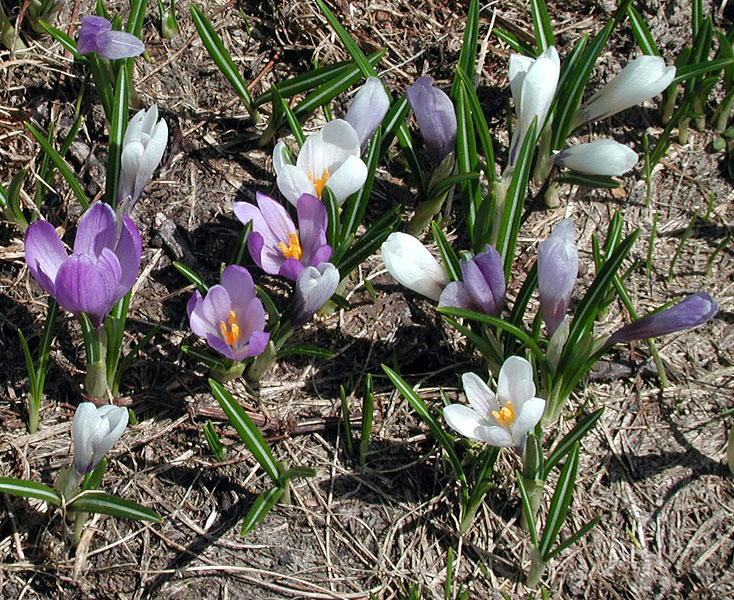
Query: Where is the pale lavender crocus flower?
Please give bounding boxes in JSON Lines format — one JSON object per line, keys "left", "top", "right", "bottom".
{"left": 537, "top": 218, "right": 578, "bottom": 335}
{"left": 406, "top": 76, "right": 457, "bottom": 164}
{"left": 345, "top": 76, "right": 390, "bottom": 152}
{"left": 187, "top": 265, "right": 270, "bottom": 361}
{"left": 607, "top": 292, "right": 718, "bottom": 346}
{"left": 73, "top": 402, "right": 129, "bottom": 475}
{"left": 439, "top": 245, "right": 506, "bottom": 316}
{"left": 25, "top": 202, "right": 142, "bottom": 327}
{"left": 290, "top": 262, "right": 340, "bottom": 327}
{"left": 77, "top": 16, "right": 145, "bottom": 60}
{"left": 234, "top": 192, "right": 332, "bottom": 280}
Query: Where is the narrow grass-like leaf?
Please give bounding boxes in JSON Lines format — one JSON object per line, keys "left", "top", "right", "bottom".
{"left": 25, "top": 122, "right": 88, "bottom": 210}
{"left": 672, "top": 59, "right": 734, "bottom": 84}
{"left": 494, "top": 28, "right": 535, "bottom": 56}
{"left": 0, "top": 478, "right": 62, "bottom": 506}
{"left": 443, "top": 317, "right": 503, "bottom": 369}
{"left": 455, "top": 68, "right": 495, "bottom": 181}
{"left": 279, "top": 467, "right": 316, "bottom": 481}
{"left": 539, "top": 443, "right": 579, "bottom": 558}
{"left": 125, "top": 0, "right": 148, "bottom": 36}
{"left": 70, "top": 492, "right": 161, "bottom": 522}
{"left": 273, "top": 85, "right": 305, "bottom": 147}
{"left": 173, "top": 261, "right": 209, "bottom": 294}
{"left": 190, "top": 2, "right": 257, "bottom": 120}
{"left": 341, "top": 126, "right": 380, "bottom": 243}
{"left": 241, "top": 487, "right": 283, "bottom": 536}
{"left": 322, "top": 187, "right": 340, "bottom": 250}
{"left": 627, "top": 5, "right": 659, "bottom": 56}
{"left": 382, "top": 365, "right": 467, "bottom": 492}
{"left": 556, "top": 172, "right": 621, "bottom": 189}
{"left": 255, "top": 285, "right": 280, "bottom": 328}
{"left": 83, "top": 457, "right": 108, "bottom": 491}
{"left": 40, "top": 22, "right": 83, "bottom": 59}
{"left": 203, "top": 420, "right": 226, "bottom": 460}
{"left": 275, "top": 345, "right": 335, "bottom": 359}
{"left": 432, "top": 222, "right": 461, "bottom": 281}
{"left": 359, "top": 374, "right": 374, "bottom": 466}
{"left": 209, "top": 379, "right": 281, "bottom": 483}
{"left": 516, "top": 471, "right": 539, "bottom": 546}
{"left": 455, "top": 82, "right": 479, "bottom": 243}
{"left": 450, "top": 0, "right": 479, "bottom": 99}
{"left": 545, "top": 515, "right": 601, "bottom": 561}
{"left": 106, "top": 67, "right": 128, "bottom": 207}
{"left": 531, "top": 0, "right": 555, "bottom": 52}
{"left": 544, "top": 408, "right": 603, "bottom": 478}
{"left": 181, "top": 346, "right": 226, "bottom": 370}
{"left": 340, "top": 385, "right": 355, "bottom": 455}
{"left": 334, "top": 208, "right": 399, "bottom": 276}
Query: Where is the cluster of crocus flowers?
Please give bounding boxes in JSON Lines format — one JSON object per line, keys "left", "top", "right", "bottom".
{"left": 443, "top": 356, "right": 546, "bottom": 452}
{"left": 234, "top": 192, "right": 332, "bottom": 280}
{"left": 72, "top": 402, "right": 129, "bottom": 475}
{"left": 187, "top": 265, "right": 270, "bottom": 362}
{"left": 406, "top": 76, "right": 457, "bottom": 164}
{"left": 25, "top": 202, "right": 142, "bottom": 327}
{"left": 77, "top": 16, "right": 145, "bottom": 60}
{"left": 117, "top": 105, "right": 168, "bottom": 213}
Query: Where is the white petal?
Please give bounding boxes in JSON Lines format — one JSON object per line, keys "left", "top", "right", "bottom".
{"left": 325, "top": 154, "right": 367, "bottom": 205}
{"left": 381, "top": 232, "right": 448, "bottom": 301}
{"left": 508, "top": 54, "right": 534, "bottom": 105}
{"left": 443, "top": 404, "right": 483, "bottom": 441}
{"left": 276, "top": 164, "right": 316, "bottom": 206}
{"left": 272, "top": 141, "right": 292, "bottom": 175}
{"left": 497, "top": 356, "right": 536, "bottom": 409}
{"left": 123, "top": 108, "right": 147, "bottom": 146}
{"left": 517, "top": 48, "right": 560, "bottom": 141}
{"left": 296, "top": 119, "right": 360, "bottom": 178}
{"left": 474, "top": 425, "right": 514, "bottom": 447}
{"left": 133, "top": 118, "right": 168, "bottom": 200}
{"left": 345, "top": 76, "right": 390, "bottom": 149}
{"left": 461, "top": 372, "right": 499, "bottom": 418}
{"left": 510, "top": 397, "right": 546, "bottom": 445}
{"left": 554, "top": 139, "right": 638, "bottom": 176}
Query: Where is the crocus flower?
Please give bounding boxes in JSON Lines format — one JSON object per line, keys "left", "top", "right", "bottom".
{"left": 345, "top": 76, "right": 390, "bottom": 152}
{"left": 77, "top": 16, "right": 145, "bottom": 60}
{"left": 25, "top": 202, "right": 142, "bottom": 327}
{"left": 274, "top": 119, "right": 368, "bottom": 207}
{"left": 537, "top": 218, "right": 578, "bottom": 335}
{"left": 72, "top": 402, "right": 129, "bottom": 475}
{"left": 443, "top": 357, "right": 546, "bottom": 450}
{"left": 438, "top": 245, "right": 505, "bottom": 316}
{"left": 290, "top": 262, "right": 340, "bottom": 327}
{"left": 234, "top": 192, "right": 332, "bottom": 280}
{"left": 187, "top": 265, "right": 270, "bottom": 361}
{"left": 607, "top": 292, "right": 718, "bottom": 346}
{"left": 508, "top": 46, "right": 560, "bottom": 166}
{"left": 577, "top": 55, "right": 676, "bottom": 124}
{"left": 381, "top": 232, "right": 449, "bottom": 302}
{"left": 405, "top": 76, "right": 457, "bottom": 164}
{"left": 117, "top": 105, "right": 168, "bottom": 213}
{"left": 554, "top": 139, "right": 638, "bottom": 176}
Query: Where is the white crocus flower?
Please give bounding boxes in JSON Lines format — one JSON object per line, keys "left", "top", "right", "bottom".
{"left": 577, "top": 55, "right": 676, "bottom": 124}
{"left": 381, "top": 232, "right": 449, "bottom": 302}
{"left": 117, "top": 105, "right": 168, "bottom": 213}
{"left": 443, "top": 357, "right": 546, "bottom": 450}
{"left": 72, "top": 402, "right": 129, "bottom": 474}
{"left": 554, "top": 139, "right": 638, "bottom": 176}
{"left": 274, "top": 119, "right": 368, "bottom": 207}
{"left": 508, "top": 46, "right": 560, "bottom": 166}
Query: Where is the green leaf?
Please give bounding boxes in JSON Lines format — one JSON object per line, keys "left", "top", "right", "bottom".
{"left": 275, "top": 345, "right": 335, "bottom": 359}
{"left": 626, "top": 5, "right": 659, "bottom": 56}
{"left": 273, "top": 84, "right": 305, "bottom": 146}
{"left": 672, "top": 58, "right": 734, "bottom": 85}
{"left": 539, "top": 443, "right": 579, "bottom": 558}
{"left": 181, "top": 345, "right": 226, "bottom": 370}
{"left": 450, "top": 0, "right": 479, "bottom": 99}
{"left": 25, "top": 122, "right": 88, "bottom": 210}
{"left": 556, "top": 172, "right": 621, "bottom": 189}
{"left": 190, "top": 2, "right": 258, "bottom": 121}
{"left": 209, "top": 379, "right": 281, "bottom": 483}
{"left": 455, "top": 68, "right": 495, "bottom": 182}
{"left": 279, "top": 467, "right": 316, "bottom": 481}
{"left": 516, "top": 471, "right": 539, "bottom": 546}
{"left": 83, "top": 457, "right": 108, "bottom": 491}
{"left": 39, "top": 22, "right": 83, "bottom": 60}
{"left": 431, "top": 222, "right": 461, "bottom": 281}
{"left": 173, "top": 261, "right": 209, "bottom": 294}
{"left": 455, "top": 82, "right": 479, "bottom": 242}
{"left": 544, "top": 408, "right": 604, "bottom": 478}
{"left": 322, "top": 186, "right": 340, "bottom": 250}
{"left": 203, "top": 420, "right": 225, "bottom": 460}
{"left": 359, "top": 373, "right": 374, "bottom": 466}
{"left": 0, "top": 477, "right": 61, "bottom": 507}
{"left": 494, "top": 27, "right": 535, "bottom": 56}
{"left": 69, "top": 491, "right": 162, "bottom": 522}
{"left": 545, "top": 515, "right": 601, "bottom": 561}
{"left": 340, "top": 125, "right": 381, "bottom": 244}
{"left": 106, "top": 67, "right": 129, "bottom": 207}
{"left": 531, "top": 0, "right": 555, "bottom": 52}
{"left": 241, "top": 486, "right": 283, "bottom": 536}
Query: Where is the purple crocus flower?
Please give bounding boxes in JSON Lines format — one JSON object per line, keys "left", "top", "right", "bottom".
{"left": 77, "top": 16, "right": 145, "bottom": 60}
{"left": 234, "top": 192, "right": 332, "bottom": 280}
{"left": 406, "top": 76, "right": 457, "bottom": 164}
{"left": 537, "top": 218, "right": 578, "bottom": 335}
{"left": 438, "top": 245, "right": 506, "bottom": 316}
{"left": 187, "top": 265, "right": 270, "bottom": 361}
{"left": 290, "top": 262, "right": 340, "bottom": 327}
{"left": 25, "top": 202, "right": 142, "bottom": 327}
{"left": 607, "top": 293, "right": 718, "bottom": 346}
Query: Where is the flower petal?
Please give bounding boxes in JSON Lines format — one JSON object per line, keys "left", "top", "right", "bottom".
{"left": 221, "top": 265, "right": 256, "bottom": 310}
{"left": 474, "top": 425, "right": 514, "bottom": 447}
{"left": 438, "top": 281, "right": 475, "bottom": 311}
{"left": 511, "top": 397, "right": 546, "bottom": 445}
{"left": 277, "top": 164, "right": 316, "bottom": 206}
{"left": 201, "top": 284, "right": 231, "bottom": 326}
{"left": 496, "top": 356, "right": 536, "bottom": 409}
{"left": 297, "top": 119, "right": 361, "bottom": 178}
{"left": 54, "top": 253, "right": 118, "bottom": 326}
{"left": 381, "top": 232, "right": 448, "bottom": 301}
{"left": 25, "top": 220, "right": 68, "bottom": 296}
{"left": 325, "top": 154, "right": 368, "bottom": 206}
{"left": 74, "top": 202, "right": 117, "bottom": 257}
{"left": 461, "top": 372, "right": 499, "bottom": 417}
{"left": 443, "top": 404, "right": 483, "bottom": 441}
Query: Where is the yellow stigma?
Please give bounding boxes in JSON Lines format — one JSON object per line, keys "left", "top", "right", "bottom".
{"left": 279, "top": 232, "right": 303, "bottom": 260}
{"left": 219, "top": 310, "right": 241, "bottom": 345}
{"left": 492, "top": 401, "right": 515, "bottom": 427}
{"left": 307, "top": 167, "right": 330, "bottom": 198}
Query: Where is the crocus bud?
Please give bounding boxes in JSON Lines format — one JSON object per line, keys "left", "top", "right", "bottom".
{"left": 117, "top": 105, "right": 168, "bottom": 213}
{"left": 72, "top": 403, "right": 129, "bottom": 475}
{"left": 607, "top": 292, "right": 718, "bottom": 346}
{"left": 406, "top": 76, "right": 457, "bottom": 164}
{"left": 77, "top": 16, "right": 145, "bottom": 60}
{"left": 381, "top": 232, "right": 449, "bottom": 301}
{"left": 554, "top": 139, "right": 638, "bottom": 176}
{"left": 439, "top": 245, "right": 505, "bottom": 316}
{"left": 290, "top": 262, "right": 340, "bottom": 327}
{"left": 538, "top": 218, "right": 578, "bottom": 335}
{"left": 508, "top": 46, "right": 560, "bottom": 166}
{"left": 577, "top": 55, "right": 676, "bottom": 124}
{"left": 345, "top": 77, "right": 390, "bottom": 152}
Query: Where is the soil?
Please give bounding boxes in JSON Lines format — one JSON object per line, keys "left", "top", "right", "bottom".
{"left": 0, "top": 0, "right": 733, "bottom": 599}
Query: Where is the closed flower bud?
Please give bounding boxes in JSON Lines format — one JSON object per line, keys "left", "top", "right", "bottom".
{"left": 406, "top": 76, "right": 457, "bottom": 164}
{"left": 72, "top": 403, "right": 128, "bottom": 475}
{"left": 537, "top": 218, "right": 578, "bottom": 335}
{"left": 77, "top": 16, "right": 145, "bottom": 60}
{"left": 554, "top": 139, "right": 638, "bottom": 176}
{"left": 381, "top": 232, "right": 449, "bottom": 302}
{"left": 439, "top": 245, "right": 506, "bottom": 316}
{"left": 290, "top": 262, "right": 340, "bottom": 327}
{"left": 345, "top": 77, "right": 390, "bottom": 152}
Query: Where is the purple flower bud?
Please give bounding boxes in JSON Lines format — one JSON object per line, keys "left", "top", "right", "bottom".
{"left": 607, "top": 293, "right": 718, "bottom": 346}
{"left": 77, "top": 16, "right": 145, "bottom": 60}
{"left": 538, "top": 218, "right": 578, "bottom": 335}
{"left": 406, "top": 76, "right": 457, "bottom": 164}
{"left": 438, "top": 245, "right": 506, "bottom": 316}
{"left": 345, "top": 77, "right": 390, "bottom": 152}
{"left": 290, "top": 262, "right": 340, "bottom": 327}
{"left": 25, "top": 202, "right": 142, "bottom": 327}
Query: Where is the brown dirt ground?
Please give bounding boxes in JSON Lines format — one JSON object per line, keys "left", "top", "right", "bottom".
{"left": 0, "top": 0, "right": 733, "bottom": 598}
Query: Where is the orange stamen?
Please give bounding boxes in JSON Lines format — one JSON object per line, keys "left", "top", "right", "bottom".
{"left": 278, "top": 232, "right": 303, "bottom": 260}
{"left": 492, "top": 401, "right": 515, "bottom": 427}
{"left": 219, "top": 310, "right": 241, "bottom": 345}
{"left": 307, "top": 167, "right": 330, "bottom": 198}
